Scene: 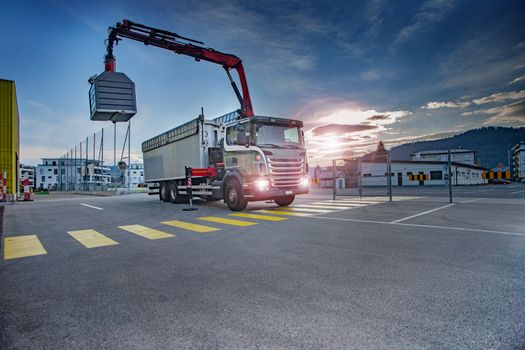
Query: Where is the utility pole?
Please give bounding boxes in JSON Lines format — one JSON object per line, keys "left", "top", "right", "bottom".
{"left": 358, "top": 157, "right": 362, "bottom": 198}
{"left": 448, "top": 149, "right": 453, "bottom": 203}
{"left": 128, "top": 120, "right": 131, "bottom": 192}
{"left": 332, "top": 159, "right": 336, "bottom": 200}
{"left": 387, "top": 152, "right": 392, "bottom": 202}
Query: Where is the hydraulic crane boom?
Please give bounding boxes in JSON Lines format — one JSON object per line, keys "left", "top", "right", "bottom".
{"left": 104, "top": 19, "right": 254, "bottom": 118}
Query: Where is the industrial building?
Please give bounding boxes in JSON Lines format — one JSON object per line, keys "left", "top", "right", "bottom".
{"left": 0, "top": 79, "right": 20, "bottom": 198}
{"left": 512, "top": 141, "right": 525, "bottom": 181}
{"left": 411, "top": 149, "right": 476, "bottom": 165}
{"left": 361, "top": 160, "right": 487, "bottom": 186}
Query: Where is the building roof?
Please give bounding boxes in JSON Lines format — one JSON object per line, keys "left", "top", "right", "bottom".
{"left": 412, "top": 149, "right": 475, "bottom": 156}
{"left": 362, "top": 159, "right": 488, "bottom": 170}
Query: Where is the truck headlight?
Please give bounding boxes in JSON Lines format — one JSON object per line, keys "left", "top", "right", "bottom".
{"left": 301, "top": 177, "right": 309, "bottom": 187}
{"left": 254, "top": 179, "right": 270, "bottom": 191}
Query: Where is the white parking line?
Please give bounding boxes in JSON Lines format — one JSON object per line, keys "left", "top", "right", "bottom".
{"left": 510, "top": 190, "right": 525, "bottom": 195}
{"left": 311, "top": 216, "right": 525, "bottom": 237}
{"left": 80, "top": 203, "right": 103, "bottom": 210}
{"left": 390, "top": 203, "right": 455, "bottom": 223}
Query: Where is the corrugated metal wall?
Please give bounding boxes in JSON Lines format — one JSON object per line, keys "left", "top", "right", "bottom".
{"left": 0, "top": 79, "right": 20, "bottom": 195}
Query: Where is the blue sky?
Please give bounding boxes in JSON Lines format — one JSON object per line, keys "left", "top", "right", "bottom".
{"left": 1, "top": 0, "right": 524, "bottom": 165}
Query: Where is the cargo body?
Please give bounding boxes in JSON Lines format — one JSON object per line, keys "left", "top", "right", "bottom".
{"left": 0, "top": 79, "right": 20, "bottom": 198}
{"left": 142, "top": 111, "right": 309, "bottom": 211}
{"left": 142, "top": 118, "right": 223, "bottom": 182}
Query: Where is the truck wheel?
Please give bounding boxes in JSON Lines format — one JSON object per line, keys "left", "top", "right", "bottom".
{"left": 168, "top": 182, "right": 177, "bottom": 203}
{"left": 159, "top": 182, "right": 169, "bottom": 202}
{"left": 169, "top": 181, "right": 187, "bottom": 204}
{"left": 225, "top": 180, "right": 247, "bottom": 211}
{"left": 275, "top": 195, "right": 295, "bottom": 207}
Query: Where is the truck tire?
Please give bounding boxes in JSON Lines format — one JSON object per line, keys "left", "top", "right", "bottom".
{"left": 225, "top": 180, "right": 248, "bottom": 211}
{"left": 169, "top": 181, "right": 187, "bottom": 204}
{"left": 275, "top": 195, "right": 295, "bottom": 207}
{"left": 159, "top": 182, "right": 169, "bottom": 202}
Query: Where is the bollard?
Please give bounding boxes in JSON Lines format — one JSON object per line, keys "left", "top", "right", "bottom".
{"left": 182, "top": 166, "right": 198, "bottom": 211}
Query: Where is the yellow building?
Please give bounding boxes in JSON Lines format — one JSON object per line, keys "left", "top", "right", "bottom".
{"left": 0, "top": 79, "right": 20, "bottom": 197}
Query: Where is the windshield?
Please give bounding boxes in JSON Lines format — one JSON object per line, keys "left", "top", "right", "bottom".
{"left": 254, "top": 123, "right": 304, "bottom": 148}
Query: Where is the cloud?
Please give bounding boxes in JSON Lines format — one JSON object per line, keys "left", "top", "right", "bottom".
{"left": 392, "top": 0, "right": 455, "bottom": 47}
{"left": 367, "top": 114, "right": 390, "bottom": 121}
{"left": 310, "top": 123, "right": 378, "bottom": 136}
{"left": 472, "top": 90, "right": 525, "bottom": 105}
{"left": 509, "top": 75, "right": 525, "bottom": 85}
{"left": 421, "top": 101, "right": 471, "bottom": 109}
{"left": 461, "top": 101, "right": 525, "bottom": 125}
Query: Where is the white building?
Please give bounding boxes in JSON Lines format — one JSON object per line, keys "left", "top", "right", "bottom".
{"left": 19, "top": 164, "right": 35, "bottom": 189}
{"left": 411, "top": 149, "right": 476, "bottom": 165}
{"left": 361, "top": 160, "right": 487, "bottom": 186}
{"left": 512, "top": 141, "right": 525, "bottom": 181}
{"left": 125, "top": 163, "right": 145, "bottom": 187}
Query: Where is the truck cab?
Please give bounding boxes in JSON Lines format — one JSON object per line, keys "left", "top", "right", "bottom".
{"left": 218, "top": 116, "right": 308, "bottom": 210}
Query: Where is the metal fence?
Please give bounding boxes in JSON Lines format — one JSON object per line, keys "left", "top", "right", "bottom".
{"left": 312, "top": 148, "right": 525, "bottom": 202}
{"left": 49, "top": 122, "right": 133, "bottom": 192}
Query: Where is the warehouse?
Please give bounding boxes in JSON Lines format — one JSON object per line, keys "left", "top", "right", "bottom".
{"left": 361, "top": 160, "right": 488, "bottom": 186}
{"left": 0, "top": 79, "right": 20, "bottom": 199}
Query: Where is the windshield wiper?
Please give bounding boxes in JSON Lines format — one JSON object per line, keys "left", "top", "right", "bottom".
{"left": 281, "top": 144, "right": 303, "bottom": 149}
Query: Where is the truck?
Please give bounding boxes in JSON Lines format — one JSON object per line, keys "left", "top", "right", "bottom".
{"left": 143, "top": 111, "right": 308, "bottom": 210}
{"left": 90, "top": 20, "right": 308, "bottom": 210}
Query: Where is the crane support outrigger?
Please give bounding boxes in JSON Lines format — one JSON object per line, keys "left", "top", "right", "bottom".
{"left": 104, "top": 19, "right": 254, "bottom": 118}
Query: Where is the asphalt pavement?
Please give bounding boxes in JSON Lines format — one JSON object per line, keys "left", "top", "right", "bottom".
{"left": 1, "top": 192, "right": 524, "bottom": 349}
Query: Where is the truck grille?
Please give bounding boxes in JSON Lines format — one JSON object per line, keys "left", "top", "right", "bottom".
{"left": 267, "top": 157, "right": 304, "bottom": 188}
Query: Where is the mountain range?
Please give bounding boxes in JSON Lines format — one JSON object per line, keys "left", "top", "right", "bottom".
{"left": 389, "top": 127, "right": 525, "bottom": 168}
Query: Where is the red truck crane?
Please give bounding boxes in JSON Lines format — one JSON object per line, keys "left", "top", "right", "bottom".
{"left": 104, "top": 19, "right": 254, "bottom": 118}
{"left": 91, "top": 19, "right": 309, "bottom": 211}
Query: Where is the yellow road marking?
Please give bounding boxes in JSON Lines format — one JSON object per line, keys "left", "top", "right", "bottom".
{"left": 229, "top": 213, "right": 288, "bottom": 221}
{"left": 161, "top": 220, "right": 219, "bottom": 233}
{"left": 279, "top": 207, "right": 331, "bottom": 213}
{"left": 118, "top": 225, "right": 175, "bottom": 239}
{"left": 254, "top": 210, "right": 312, "bottom": 217}
{"left": 68, "top": 229, "right": 119, "bottom": 248}
{"left": 198, "top": 216, "right": 257, "bottom": 227}
{"left": 3, "top": 235, "right": 47, "bottom": 260}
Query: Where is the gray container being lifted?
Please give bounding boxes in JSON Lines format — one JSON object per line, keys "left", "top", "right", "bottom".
{"left": 89, "top": 71, "right": 137, "bottom": 122}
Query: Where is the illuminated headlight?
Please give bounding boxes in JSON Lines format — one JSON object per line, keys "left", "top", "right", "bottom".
{"left": 301, "top": 177, "right": 309, "bottom": 187}
{"left": 254, "top": 179, "right": 270, "bottom": 191}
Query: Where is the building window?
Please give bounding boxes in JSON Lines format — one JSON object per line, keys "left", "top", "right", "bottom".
{"left": 430, "top": 171, "right": 443, "bottom": 180}
{"left": 48, "top": 176, "right": 52, "bottom": 179}
{"left": 41, "top": 176, "right": 45, "bottom": 182}
{"left": 54, "top": 169, "right": 58, "bottom": 175}
{"left": 52, "top": 161, "right": 57, "bottom": 166}
{"left": 39, "top": 168, "right": 43, "bottom": 175}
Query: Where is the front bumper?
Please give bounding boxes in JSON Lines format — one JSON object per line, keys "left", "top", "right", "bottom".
{"left": 243, "top": 186, "right": 309, "bottom": 201}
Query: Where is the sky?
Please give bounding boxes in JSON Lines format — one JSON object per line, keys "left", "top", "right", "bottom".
{"left": 1, "top": 0, "right": 524, "bottom": 166}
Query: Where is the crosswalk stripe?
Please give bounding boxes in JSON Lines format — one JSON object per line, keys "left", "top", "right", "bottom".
{"left": 295, "top": 204, "right": 353, "bottom": 210}
{"left": 3, "top": 235, "right": 47, "bottom": 260}
{"left": 68, "top": 229, "right": 119, "bottom": 248}
{"left": 279, "top": 207, "right": 332, "bottom": 213}
{"left": 254, "top": 210, "right": 312, "bottom": 217}
{"left": 118, "top": 225, "right": 175, "bottom": 239}
{"left": 229, "top": 213, "right": 288, "bottom": 221}
{"left": 161, "top": 220, "right": 219, "bottom": 233}
{"left": 198, "top": 216, "right": 257, "bottom": 227}
{"left": 325, "top": 200, "right": 381, "bottom": 204}
{"left": 312, "top": 202, "right": 365, "bottom": 207}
